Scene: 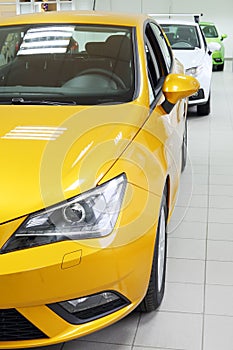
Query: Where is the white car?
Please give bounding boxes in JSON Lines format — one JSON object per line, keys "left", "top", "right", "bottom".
{"left": 157, "top": 19, "right": 214, "bottom": 116}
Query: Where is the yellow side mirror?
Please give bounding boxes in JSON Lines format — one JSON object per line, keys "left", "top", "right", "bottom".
{"left": 162, "top": 73, "right": 200, "bottom": 105}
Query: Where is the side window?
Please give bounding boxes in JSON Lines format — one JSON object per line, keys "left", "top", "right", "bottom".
{"left": 145, "top": 41, "right": 162, "bottom": 105}
{"left": 145, "top": 23, "right": 170, "bottom": 105}
{"left": 149, "top": 22, "right": 172, "bottom": 72}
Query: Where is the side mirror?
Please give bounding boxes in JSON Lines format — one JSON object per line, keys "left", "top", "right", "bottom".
{"left": 208, "top": 42, "right": 221, "bottom": 54}
{"left": 162, "top": 73, "right": 200, "bottom": 107}
{"left": 221, "top": 34, "right": 227, "bottom": 41}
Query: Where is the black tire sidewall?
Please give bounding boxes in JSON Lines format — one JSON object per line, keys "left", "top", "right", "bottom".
{"left": 181, "top": 120, "right": 187, "bottom": 172}
{"left": 153, "top": 193, "right": 168, "bottom": 306}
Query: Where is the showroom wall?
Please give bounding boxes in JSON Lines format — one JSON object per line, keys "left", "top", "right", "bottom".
{"left": 76, "top": 0, "right": 233, "bottom": 58}
{"left": 0, "top": 0, "right": 16, "bottom": 17}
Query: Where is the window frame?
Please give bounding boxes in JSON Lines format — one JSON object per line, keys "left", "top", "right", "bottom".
{"left": 144, "top": 21, "right": 173, "bottom": 108}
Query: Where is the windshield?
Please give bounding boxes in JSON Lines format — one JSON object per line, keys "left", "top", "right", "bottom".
{"left": 161, "top": 24, "right": 200, "bottom": 50}
{"left": 200, "top": 24, "right": 218, "bottom": 38}
{"left": 0, "top": 24, "right": 135, "bottom": 105}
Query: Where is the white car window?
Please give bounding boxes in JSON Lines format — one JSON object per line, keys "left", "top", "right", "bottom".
{"left": 161, "top": 24, "right": 201, "bottom": 50}
{"left": 149, "top": 22, "right": 172, "bottom": 71}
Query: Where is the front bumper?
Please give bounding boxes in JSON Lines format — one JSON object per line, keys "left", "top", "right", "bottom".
{"left": 0, "top": 183, "right": 161, "bottom": 348}
{"left": 212, "top": 51, "right": 224, "bottom": 66}
{"left": 188, "top": 88, "right": 208, "bottom": 106}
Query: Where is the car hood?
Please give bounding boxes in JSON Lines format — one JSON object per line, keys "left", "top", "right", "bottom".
{"left": 205, "top": 37, "right": 221, "bottom": 44}
{"left": 0, "top": 103, "right": 148, "bottom": 223}
{"left": 173, "top": 48, "right": 206, "bottom": 70}
{"left": 205, "top": 37, "right": 224, "bottom": 50}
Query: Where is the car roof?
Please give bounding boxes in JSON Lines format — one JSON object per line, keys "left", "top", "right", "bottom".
{"left": 200, "top": 21, "right": 215, "bottom": 26}
{"left": 0, "top": 10, "right": 149, "bottom": 27}
{"left": 157, "top": 19, "right": 199, "bottom": 27}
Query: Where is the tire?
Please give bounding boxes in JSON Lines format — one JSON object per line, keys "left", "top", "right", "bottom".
{"left": 217, "top": 63, "right": 224, "bottom": 71}
{"left": 138, "top": 191, "right": 168, "bottom": 312}
{"left": 197, "top": 93, "right": 210, "bottom": 116}
{"left": 181, "top": 120, "right": 187, "bottom": 172}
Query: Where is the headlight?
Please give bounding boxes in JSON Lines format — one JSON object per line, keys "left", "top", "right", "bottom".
{"left": 186, "top": 65, "right": 203, "bottom": 77}
{"left": 1, "top": 174, "right": 127, "bottom": 254}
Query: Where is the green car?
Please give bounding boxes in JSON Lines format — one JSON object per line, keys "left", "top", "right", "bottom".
{"left": 200, "top": 22, "right": 227, "bottom": 71}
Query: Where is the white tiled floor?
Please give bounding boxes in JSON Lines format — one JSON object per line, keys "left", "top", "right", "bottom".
{"left": 14, "top": 61, "right": 233, "bottom": 350}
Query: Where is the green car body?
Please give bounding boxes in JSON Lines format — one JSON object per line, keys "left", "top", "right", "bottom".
{"left": 200, "top": 21, "right": 227, "bottom": 71}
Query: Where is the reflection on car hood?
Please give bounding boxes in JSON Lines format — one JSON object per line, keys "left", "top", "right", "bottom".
{"left": 173, "top": 48, "right": 206, "bottom": 69}
{"left": 0, "top": 103, "right": 148, "bottom": 223}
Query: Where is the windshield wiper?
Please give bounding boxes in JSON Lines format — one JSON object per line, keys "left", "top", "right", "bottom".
{"left": 10, "top": 97, "right": 77, "bottom": 106}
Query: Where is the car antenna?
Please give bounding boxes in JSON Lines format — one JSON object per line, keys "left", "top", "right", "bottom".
{"left": 93, "top": 0, "right": 96, "bottom": 10}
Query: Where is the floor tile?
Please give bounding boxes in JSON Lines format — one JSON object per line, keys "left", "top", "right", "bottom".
{"left": 185, "top": 164, "right": 209, "bottom": 174}
{"left": 160, "top": 282, "right": 204, "bottom": 314}
{"left": 209, "top": 195, "right": 233, "bottom": 209}
{"left": 167, "top": 258, "right": 205, "bottom": 284}
{"left": 189, "top": 155, "right": 209, "bottom": 166}
{"left": 210, "top": 174, "right": 233, "bottom": 186}
{"left": 209, "top": 184, "right": 233, "bottom": 196}
{"left": 208, "top": 208, "right": 233, "bottom": 223}
{"left": 180, "top": 183, "right": 208, "bottom": 195}
{"left": 205, "top": 284, "right": 233, "bottom": 316}
{"left": 210, "top": 155, "right": 233, "bottom": 166}
{"left": 134, "top": 311, "right": 202, "bottom": 350}
{"left": 208, "top": 222, "right": 233, "bottom": 241}
{"left": 168, "top": 237, "right": 206, "bottom": 260}
{"left": 203, "top": 315, "right": 233, "bottom": 350}
{"left": 176, "top": 193, "right": 208, "bottom": 208}
{"left": 172, "top": 206, "right": 208, "bottom": 223}
{"left": 206, "top": 260, "right": 233, "bottom": 285}
{"left": 63, "top": 341, "right": 131, "bottom": 350}
{"left": 133, "top": 347, "right": 175, "bottom": 350}
{"left": 210, "top": 166, "right": 233, "bottom": 175}
{"left": 207, "top": 240, "right": 233, "bottom": 262}
{"left": 168, "top": 221, "right": 207, "bottom": 239}
{"left": 180, "top": 172, "right": 209, "bottom": 185}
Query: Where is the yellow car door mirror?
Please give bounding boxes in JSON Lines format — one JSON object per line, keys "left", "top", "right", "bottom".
{"left": 162, "top": 73, "right": 200, "bottom": 105}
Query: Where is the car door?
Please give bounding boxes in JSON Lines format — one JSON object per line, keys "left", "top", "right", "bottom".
{"left": 144, "top": 21, "right": 186, "bottom": 207}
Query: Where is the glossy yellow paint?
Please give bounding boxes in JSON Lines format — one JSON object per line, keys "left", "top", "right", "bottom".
{"left": 163, "top": 73, "right": 200, "bottom": 105}
{"left": 0, "top": 11, "right": 199, "bottom": 348}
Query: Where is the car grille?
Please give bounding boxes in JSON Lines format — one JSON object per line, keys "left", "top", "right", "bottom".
{"left": 0, "top": 309, "right": 48, "bottom": 341}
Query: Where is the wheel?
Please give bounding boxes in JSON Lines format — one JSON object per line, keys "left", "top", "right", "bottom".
{"left": 217, "top": 63, "right": 224, "bottom": 71}
{"left": 181, "top": 120, "right": 187, "bottom": 172}
{"left": 138, "top": 190, "right": 168, "bottom": 312}
{"left": 213, "top": 64, "right": 217, "bottom": 71}
{"left": 77, "top": 68, "right": 126, "bottom": 89}
{"left": 197, "top": 93, "right": 210, "bottom": 116}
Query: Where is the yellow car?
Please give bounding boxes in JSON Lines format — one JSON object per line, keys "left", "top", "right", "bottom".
{"left": 0, "top": 11, "right": 199, "bottom": 348}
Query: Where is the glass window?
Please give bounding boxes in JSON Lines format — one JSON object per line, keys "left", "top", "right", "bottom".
{"left": 145, "top": 41, "right": 161, "bottom": 103}
{"left": 145, "top": 23, "right": 172, "bottom": 105}
{"left": 150, "top": 22, "right": 172, "bottom": 71}
{"left": 0, "top": 24, "right": 135, "bottom": 105}
{"left": 161, "top": 24, "right": 201, "bottom": 50}
{"left": 200, "top": 24, "right": 218, "bottom": 38}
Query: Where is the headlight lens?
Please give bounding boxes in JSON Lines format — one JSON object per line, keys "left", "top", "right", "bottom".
{"left": 1, "top": 174, "right": 127, "bottom": 253}
{"left": 186, "top": 65, "right": 203, "bottom": 77}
